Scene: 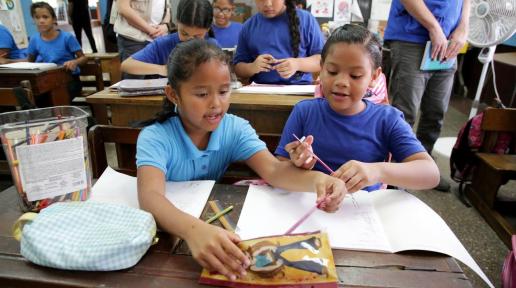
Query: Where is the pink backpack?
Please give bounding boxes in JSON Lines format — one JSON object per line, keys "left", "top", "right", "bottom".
{"left": 502, "top": 235, "right": 516, "bottom": 288}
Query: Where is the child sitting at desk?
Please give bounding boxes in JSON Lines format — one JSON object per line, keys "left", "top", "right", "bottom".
{"left": 0, "top": 24, "right": 28, "bottom": 64}
{"left": 27, "top": 2, "right": 87, "bottom": 100}
{"left": 211, "top": 0, "right": 242, "bottom": 49}
{"left": 233, "top": 0, "right": 323, "bottom": 85}
{"left": 121, "top": 0, "right": 219, "bottom": 77}
{"left": 136, "top": 39, "right": 346, "bottom": 281}
{"left": 275, "top": 24, "right": 440, "bottom": 193}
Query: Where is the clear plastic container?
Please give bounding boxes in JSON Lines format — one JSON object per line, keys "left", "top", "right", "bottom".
{"left": 0, "top": 106, "right": 92, "bottom": 212}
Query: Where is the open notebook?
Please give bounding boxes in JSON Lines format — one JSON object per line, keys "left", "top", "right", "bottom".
{"left": 89, "top": 166, "right": 214, "bottom": 218}
{"left": 0, "top": 62, "right": 57, "bottom": 70}
{"left": 235, "top": 82, "right": 315, "bottom": 95}
{"left": 236, "top": 185, "right": 494, "bottom": 288}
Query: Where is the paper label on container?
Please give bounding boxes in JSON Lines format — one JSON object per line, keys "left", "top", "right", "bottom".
{"left": 16, "top": 136, "right": 87, "bottom": 201}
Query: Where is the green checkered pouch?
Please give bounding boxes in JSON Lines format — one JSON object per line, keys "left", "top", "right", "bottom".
{"left": 12, "top": 201, "right": 158, "bottom": 271}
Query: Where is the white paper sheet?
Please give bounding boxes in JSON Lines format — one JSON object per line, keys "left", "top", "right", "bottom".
{"left": 235, "top": 83, "right": 315, "bottom": 95}
{"left": 89, "top": 166, "right": 214, "bottom": 218}
{"left": 0, "top": 62, "right": 57, "bottom": 70}
{"left": 236, "top": 185, "right": 494, "bottom": 288}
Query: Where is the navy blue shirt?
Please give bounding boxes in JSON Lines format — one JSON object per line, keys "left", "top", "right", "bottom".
{"left": 132, "top": 32, "right": 220, "bottom": 65}
{"left": 212, "top": 22, "right": 243, "bottom": 49}
{"left": 233, "top": 9, "right": 323, "bottom": 85}
{"left": 275, "top": 99, "right": 426, "bottom": 191}
{"left": 384, "top": 0, "right": 463, "bottom": 44}
{"left": 0, "top": 25, "right": 27, "bottom": 59}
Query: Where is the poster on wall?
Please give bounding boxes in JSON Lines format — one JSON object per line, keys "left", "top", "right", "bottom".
{"left": 0, "top": 0, "right": 28, "bottom": 48}
{"left": 309, "top": 0, "right": 334, "bottom": 18}
{"left": 333, "top": 0, "right": 351, "bottom": 22}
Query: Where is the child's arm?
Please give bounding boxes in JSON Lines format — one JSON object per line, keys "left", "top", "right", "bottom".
{"left": 121, "top": 57, "right": 167, "bottom": 76}
{"left": 246, "top": 150, "right": 346, "bottom": 212}
{"left": 63, "top": 50, "right": 87, "bottom": 72}
{"left": 332, "top": 152, "right": 439, "bottom": 192}
{"left": 274, "top": 54, "right": 321, "bottom": 79}
{"left": 137, "top": 166, "right": 249, "bottom": 280}
{"left": 234, "top": 54, "right": 276, "bottom": 79}
{"left": 0, "top": 49, "right": 27, "bottom": 64}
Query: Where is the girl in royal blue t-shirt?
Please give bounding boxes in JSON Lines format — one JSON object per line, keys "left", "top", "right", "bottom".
{"left": 233, "top": 0, "right": 324, "bottom": 85}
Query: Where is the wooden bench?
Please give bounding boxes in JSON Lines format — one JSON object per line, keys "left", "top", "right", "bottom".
{"left": 466, "top": 107, "right": 516, "bottom": 248}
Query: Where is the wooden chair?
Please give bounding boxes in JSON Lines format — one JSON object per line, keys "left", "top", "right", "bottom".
{"left": 0, "top": 80, "right": 36, "bottom": 110}
{"left": 89, "top": 125, "right": 141, "bottom": 178}
{"left": 465, "top": 107, "right": 516, "bottom": 248}
{"left": 88, "top": 125, "right": 281, "bottom": 182}
{"left": 0, "top": 81, "right": 36, "bottom": 176}
{"left": 80, "top": 57, "right": 105, "bottom": 97}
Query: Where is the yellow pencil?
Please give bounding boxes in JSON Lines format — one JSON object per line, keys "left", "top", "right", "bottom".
{"left": 206, "top": 205, "right": 233, "bottom": 224}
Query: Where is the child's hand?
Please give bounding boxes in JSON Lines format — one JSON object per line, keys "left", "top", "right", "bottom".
{"left": 284, "top": 135, "right": 316, "bottom": 170}
{"left": 332, "top": 160, "right": 380, "bottom": 192}
{"left": 63, "top": 60, "right": 78, "bottom": 71}
{"left": 252, "top": 54, "right": 276, "bottom": 74}
{"left": 274, "top": 58, "right": 299, "bottom": 79}
{"left": 0, "top": 57, "right": 9, "bottom": 65}
{"left": 313, "top": 173, "right": 346, "bottom": 212}
{"left": 186, "top": 222, "right": 250, "bottom": 280}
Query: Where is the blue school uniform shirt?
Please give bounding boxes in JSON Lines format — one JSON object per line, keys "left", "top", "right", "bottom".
{"left": 132, "top": 32, "right": 221, "bottom": 65}
{"left": 233, "top": 9, "right": 324, "bottom": 85}
{"left": 384, "top": 0, "right": 463, "bottom": 44}
{"left": 275, "top": 99, "right": 425, "bottom": 191}
{"left": 0, "top": 25, "right": 27, "bottom": 59}
{"left": 211, "top": 22, "right": 243, "bottom": 49}
{"left": 136, "top": 113, "right": 266, "bottom": 181}
{"left": 27, "top": 30, "right": 82, "bottom": 75}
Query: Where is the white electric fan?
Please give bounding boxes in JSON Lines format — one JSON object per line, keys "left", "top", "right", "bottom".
{"left": 467, "top": 0, "right": 516, "bottom": 119}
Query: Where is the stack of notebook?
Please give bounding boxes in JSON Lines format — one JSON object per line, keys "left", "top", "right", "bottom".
{"left": 115, "top": 78, "right": 168, "bottom": 97}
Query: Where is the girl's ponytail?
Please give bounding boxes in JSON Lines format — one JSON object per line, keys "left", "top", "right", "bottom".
{"left": 285, "top": 0, "right": 300, "bottom": 58}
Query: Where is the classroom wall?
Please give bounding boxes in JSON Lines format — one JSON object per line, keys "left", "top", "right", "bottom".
{"left": 20, "top": 0, "right": 37, "bottom": 38}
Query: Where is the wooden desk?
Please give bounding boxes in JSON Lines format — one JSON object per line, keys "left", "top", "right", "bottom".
{"left": 87, "top": 89, "right": 311, "bottom": 134}
{"left": 0, "top": 67, "right": 72, "bottom": 106}
{"left": 85, "top": 53, "right": 121, "bottom": 85}
{"left": 0, "top": 185, "right": 472, "bottom": 287}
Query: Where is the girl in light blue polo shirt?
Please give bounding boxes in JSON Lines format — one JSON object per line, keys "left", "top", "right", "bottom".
{"left": 233, "top": 0, "right": 324, "bottom": 84}
{"left": 121, "top": 0, "right": 219, "bottom": 77}
{"left": 136, "top": 39, "right": 346, "bottom": 281}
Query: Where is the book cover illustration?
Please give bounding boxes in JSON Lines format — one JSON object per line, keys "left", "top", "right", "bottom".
{"left": 199, "top": 231, "right": 338, "bottom": 287}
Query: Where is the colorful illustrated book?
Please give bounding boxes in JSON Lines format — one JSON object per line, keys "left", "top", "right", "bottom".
{"left": 420, "top": 41, "right": 456, "bottom": 71}
{"left": 199, "top": 231, "right": 338, "bottom": 288}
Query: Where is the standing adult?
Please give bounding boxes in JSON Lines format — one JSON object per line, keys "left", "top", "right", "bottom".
{"left": 67, "top": 0, "right": 98, "bottom": 53}
{"left": 111, "top": 0, "right": 172, "bottom": 79}
{"left": 384, "top": 0, "right": 470, "bottom": 191}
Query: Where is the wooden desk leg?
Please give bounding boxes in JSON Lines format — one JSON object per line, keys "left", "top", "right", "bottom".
{"left": 110, "top": 58, "right": 121, "bottom": 84}
{"left": 471, "top": 162, "right": 503, "bottom": 208}
{"left": 50, "top": 85, "right": 71, "bottom": 105}
{"left": 91, "top": 104, "right": 109, "bottom": 125}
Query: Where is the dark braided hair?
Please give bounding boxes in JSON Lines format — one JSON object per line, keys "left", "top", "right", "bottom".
{"left": 177, "top": 0, "right": 215, "bottom": 38}
{"left": 136, "top": 39, "right": 230, "bottom": 127}
{"left": 285, "top": 0, "right": 300, "bottom": 58}
{"left": 321, "top": 24, "right": 382, "bottom": 70}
